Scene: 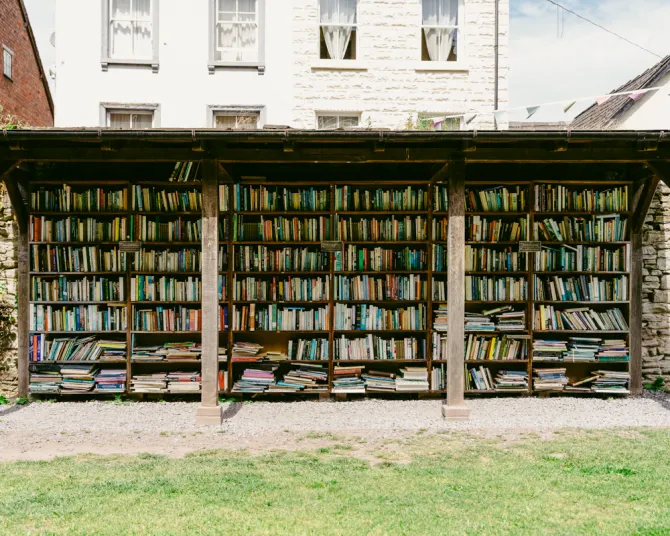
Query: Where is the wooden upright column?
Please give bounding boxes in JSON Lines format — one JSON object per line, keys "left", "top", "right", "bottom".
{"left": 442, "top": 160, "right": 469, "bottom": 420}
{"left": 196, "top": 161, "right": 222, "bottom": 424}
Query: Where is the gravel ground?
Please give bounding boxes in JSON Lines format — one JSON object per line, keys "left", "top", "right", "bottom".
{"left": 1, "top": 394, "right": 668, "bottom": 461}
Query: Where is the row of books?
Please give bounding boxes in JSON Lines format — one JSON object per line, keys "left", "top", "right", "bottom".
{"left": 130, "top": 216, "right": 201, "bottom": 243}
{"left": 465, "top": 334, "right": 529, "bottom": 361}
{"left": 533, "top": 215, "right": 627, "bottom": 242}
{"left": 232, "top": 305, "right": 329, "bottom": 331}
{"left": 534, "top": 275, "right": 628, "bottom": 302}
{"left": 432, "top": 364, "right": 446, "bottom": 390}
{"left": 334, "top": 335, "right": 425, "bottom": 361}
{"left": 335, "top": 186, "right": 429, "bottom": 211}
{"left": 466, "top": 186, "right": 527, "bottom": 212}
{"left": 288, "top": 338, "right": 329, "bottom": 361}
{"left": 132, "top": 186, "right": 202, "bottom": 212}
{"left": 533, "top": 368, "right": 629, "bottom": 393}
{"left": 29, "top": 216, "right": 128, "bottom": 243}
{"left": 29, "top": 364, "right": 127, "bottom": 394}
{"left": 233, "top": 276, "right": 329, "bottom": 302}
{"left": 135, "top": 248, "right": 201, "bottom": 272}
{"left": 233, "top": 245, "right": 329, "bottom": 273}
{"left": 333, "top": 366, "right": 430, "bottom": 393}
{"left": 533, "top": 184, "right": 628, "bottom": 213}
{"left": 466, "top": 216, "right": 528, "bottom": 242}
{"left": 133, "top": 306, "right": 202, "bottom": 332}
{"left": 334, "top": 246, "right": 428, "bottom": 272}
{"left": 467, "top": 367, "right": 528, "bottom": 391}
{"left": 31, "top": 276, "right": 125, "bottom": 302}
{"left": 169, "top": 161, "right": 200, "bottom": 182}
{"left": 234, "top": 215, "right": 330, "bottom": 242}
{"left": 534, "top": 305, "right": 629, "bottom": 332}
{"left": 30, "top": 186, "right": 128, "bottom": 212}
{"left": 334, "top": 274, "right": 426, "bottom": 301}
{"left": 334, "top": 303, "right": 426, "bottom": 331}
{"left": 130, "top": 275, "right": 204, "bottom": 302}
{"left": 433, "top": 280, "right": 447, "bottom": 301}
{"left": 29, "top": 335, "right": 126, "bottom": 362}
{"left": 534, "top": 244, "right": 630, "bottom": 272}
{"left": 233, "top": 185, "right": 329, "bottom": 212}
{"left": 533, "top": 338, "right": 629, "bottom": 362}
{"left": 335, "top": 216, "right": 428, "bottom": 241}
{"left": 31, "top": 245, "right": 127, "bottom": 273}
{"left": 30, "top": 304, "right": 127, "bottom": 332}
{"left": 465, "top": 276, "right": 528, "bottom": 302}
{"left": 131, "top": 342, "right": 202, "bottom": 361}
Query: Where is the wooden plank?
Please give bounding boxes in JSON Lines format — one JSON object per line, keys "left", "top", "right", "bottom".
{"left": 630, "top": 229, "right": 643, "bottom": 395}
{"left": 444, "top": 160, "right": 468, "bottom": 419}
{"left": 17, "top": 221, "right": 29, "bottom": 398}
{"left": 196, "top": 160, "right": 222, "bottom": 424}
{"left": 632, "top": 175, "right": 660, "bottom": 232}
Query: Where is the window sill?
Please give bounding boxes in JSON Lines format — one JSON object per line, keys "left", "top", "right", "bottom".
{"left": 414, "top": 61, "right": 469, "bottom": 72}
{"left": 208, "top": 62, "right": 265, "bottom": 74}
{"left": 101, "top": 58, "right": 159, "bottom": 73}
{"left": 311, "top": 60, "right": 369, "bottom": 71}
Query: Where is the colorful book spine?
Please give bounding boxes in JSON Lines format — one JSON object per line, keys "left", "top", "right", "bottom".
{"left": 30, "top": 186, "right": 127, "bottom": 212}
{"left": 30, "top": 216, "right": 128, "bottom": 242}
{"left": 233, "top": 276, "right": 329, "bottom": 302}
{"left": 31, "top": 276, "right": 125, "bottom": 302}
{"left": 334, "top": 303, "right": 426, "bottom": 331}
{"left": 334, "top": 274, "right": 426, "bottom": 301}
{"left": 30, "top": 304, "right": 127, "bottom": 332}
{"left": 336, "top": 216, "right": 427, "bottom": 241}
{"left": 335, "top": 246, "right": 428, "bottom": 272}
{"left": 335, "top": 186, "right": 428, "bottom": 211}
{"left": 233, "top": 246, "right": 328, "bottom": 272}
{"left": 234, "top": 185, "right": 329, "bottom": 211}
{"left": 234, "top": 216, "right": 330, "bottom": 242}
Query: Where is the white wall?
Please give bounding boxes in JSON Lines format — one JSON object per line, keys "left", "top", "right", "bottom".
{"left": 55, "top": 0, "right": 508, "bottom": 129}
{"left": 55, "top": 0, "right": 294, "bottom": 127}
{"left": 618, "top": 72, "right": 670, "bottom": 130}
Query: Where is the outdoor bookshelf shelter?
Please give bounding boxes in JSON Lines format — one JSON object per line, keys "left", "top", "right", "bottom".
{"left": 1, "top": 129, "right": 668, "bottom": 424}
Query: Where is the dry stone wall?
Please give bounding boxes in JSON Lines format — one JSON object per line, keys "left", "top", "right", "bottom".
{"left": 0, "top": 186, "right": 18, "bottom": 395}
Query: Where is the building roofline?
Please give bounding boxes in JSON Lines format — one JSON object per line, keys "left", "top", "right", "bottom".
{"left": 17, "top": 0, "right": 55, "bottom": 119}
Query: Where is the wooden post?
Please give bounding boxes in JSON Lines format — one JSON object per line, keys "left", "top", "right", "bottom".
{"left": 196, "top": 160, "right": 222, "bottom": 424}
{"left": 442, "top": 160, "right": 469, "bottom": 420}
{"left": 630, "top": 229, "right": 643, "bottom": 395}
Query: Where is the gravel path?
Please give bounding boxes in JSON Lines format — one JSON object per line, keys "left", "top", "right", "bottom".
{"left": 1, "top": 395, "right": 668, "bottom": 461}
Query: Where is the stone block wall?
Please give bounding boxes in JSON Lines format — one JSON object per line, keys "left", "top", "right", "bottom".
{"left": 642, "top": 182, "right": 670, "bottom": 384}
{"left": 0, "top": 185, "right": 18, "bottom": 396}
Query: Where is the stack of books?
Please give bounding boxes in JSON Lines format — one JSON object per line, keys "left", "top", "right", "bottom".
{"left": 464, "top": 312, "right": 495, "bottom": 332}
{"left": 131, "top": 373, "right": 168, "bottom": 393}
{"left": 494, "top": 309, "right": 526, "bottom": 331}
{"left": 433, "top": 305, "right": 448, "bottom": 332}
{"left": 232, "top": 342, "right": 264, "bottom": 361}
{"left": 94, "top": 369, "right": 126, "bottom": 393}
{"left": 29, "top": 364, "right": 62, "bottom": 393}
{"left": 275, "top": 364, "right": 329, "bottom": 392}
{"left": 532, "top": 339, "right": 568, "bottom": 361}
{"left": 232, "top": 367, "right": 278, "bottom": 393}
{"left": 131, "top": 342, "right": 202, "bottom": 361}
{"left": 362, "top": 370, "right": 396, "bottom": 392}
{"left": 592, "top": 370, "right": 630, "bottom": 393}
{"left": 395, "top": 367, "right": 429, "bottom": 392}
{"left": 167, "top": 372, "right": 201, "bottom": 393}
{"left": 219, "top": 347, "right": 228, "bottom": 361}
{"left": 332, "top": 365, "right": 366, "bottom": 393}
{"left": 533, "top": 368, "right": 568, "bottom": 391}
{"left": 494, "top": 370, "right": 528, "bottom": 391}
{"left": 60, "top": 364, "right": 97, "bottom": 392}
{"left": 563, "top": 337, "right": 600, "bottom": 362}
{"left": 596, "top": 340, "right": 630, "bottom": 362}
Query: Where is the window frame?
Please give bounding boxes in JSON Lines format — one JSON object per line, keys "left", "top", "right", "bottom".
{"left": 208, "top": 0, "right": 266, "bottom": 74}
{"left": 3, "top": 46, "right": 13, "bottom": 80}
{"left": 315, "top": 112, "right": 361, "bottom": 130}
{"left": 317, "top": 0, "right": 359, "bottom": 61}
{"left": 100, "top": 102, "right": 160, "bottom": 128}
{"left": 419, "top": 0, "right": 465, "bottom": 65}
{"left": 207, "top": 105, "right": 265, "bottom": 129}
{"left": 101, "top": 0, "right": 160, "bottom": 72}
{"left": 419, "top": 113, "right": 463, "bottom": 131}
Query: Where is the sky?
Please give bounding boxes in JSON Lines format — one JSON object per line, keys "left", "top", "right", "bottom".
{"left": 23, "top": 0, "right": 670, "bottom": 123}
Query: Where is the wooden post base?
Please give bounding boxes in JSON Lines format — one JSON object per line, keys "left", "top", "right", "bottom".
{"left": 441, "top": 405, "right": 470, "bottom": 421}
{"left": 195, "top": 405, "right": 223, "bottom": 425}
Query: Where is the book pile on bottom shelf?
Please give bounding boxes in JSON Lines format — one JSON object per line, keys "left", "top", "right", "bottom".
{"left": 362, "top": 370, "right": 396, "bottom": 392}
{"left": 395, "top": 367, "right": 429, "bottom": 392}
{"left": 29, "top": 363, "right": 127, "bottom": 394}
{"left": 166, "top": 371, "right": 201, "bottom": 393}
{"left": 61, "top": 364, "right": 97, "bottom": 393}
{"left": 564, "top": 370, "right": 631, "bottom": 394}
{"left": 29, "top": 364, "right": 62, "bottom": 394}
{"left": 131, "top": 373, "right": 168, "bottom": 393}
{"left": 533, "top": 368, "right": 569, "bottom": 391}
{"left": 332, "top": 365, "right": 366, "bottom": 394}
{"left": 232, "top": 366, "right": 277, "bottom": 393}
{"left": 533, "top": 338, "right": 630, "bottom": 363}
{"left": 467, "top": 366, "right": 529, "bottom": 392}
{"left": 95, "top": 369, "right": 127, "bottom": 393}
{"left": 276, "top": 364, "right": 329, "bottom": 393}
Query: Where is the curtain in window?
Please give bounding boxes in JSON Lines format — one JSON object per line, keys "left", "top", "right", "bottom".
{"left": 422, "top": 0, "right": 458, "bottom": 61}
{"left": 133, "top": 0, "right": 152, "bottom": 58}
{"left": 217, "top": 0, "right": 258, "bottom": 62}
{"left": 109, "top": 113, "right": 132, "bottom": 129}
{"left": 320, "top": 0, "right": 356, "bottom": 60}
{"left": 111, "top": 0, "right": 133, "bottom": 58}
{"left": 132, "top": 113, "right": 153, "bottom": 129}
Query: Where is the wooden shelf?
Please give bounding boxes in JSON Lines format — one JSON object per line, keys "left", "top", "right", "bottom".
{"left": 334, "top": 359, "right": 427, "bottom": 364}
{"left": 30, "top": 241, "right": 124, "bottom": 246}
{"left": 29, "top": 331, "right": 127, "bottom": 335}
{"left": 232, "top": 300, "right": 329, "bottom": 305}
{"left": 131, "top": 331, "right": 203, "bottom": 334}
{"left": 30, "top": 360, "right": 127, "bottom": 364}
{"left": 233, "top": 330, "right": 330, "bottom": 334}
{"left": 535, "top": 211, "right": 632, "bottom": 216}
{"left": 134, "top": 181, "right": 202, "bottom": 187}
{"left": 133, "top": 211, "right": 201, "bottom": 216}
{"left": 535, "top": 271, "right": 629, "bottom": 275}
{"left": 335, "top": 300, "right": 424, "bottom": 305}
{"left": 132, "top": 301, "right": 201, "bottom": 305}
{"left": 534, "top": 330, "right": 629, "bottom": 334}
{"left": 334, "top": 329, "right": 428, "bottom": 334}
{"left": 131, "top": 360, "right": 201, "bottom": 365}
{"left": 539, "top": 241, "right": 629, "bottom": 246}
{"left": 235, "top": 241, "right": 322, "bottom": 245}
{"left": 336, "top": 210, "right": 429, "bottom": 215}
{"left": 466, "top": 300, "right": 527, "bottom": 304}
{"left": 334, "top": 270, "right": 428, "bottom": 275}
{"left": 466, "top": 212, "right": 529, "bottom": 216}
{"left": 465, "top": 359, "right": 528, "bottom": 364}
{"left": 533, "top": 300, "right": 629, "bottom": 305}
{"left": 31, "top": 272, "right": 126, "bottom": 276}
{"left": 466, "top": 271, "right": 529, "bottom": 275}
{"left": 131, "top": 272, "right": 202, "bottom": 276}
{"left": 231, "top": 271, "right": 330, "bottom": 276}
{"left": 30, "top": 211, "right": 128, "bottom": 216}
{"left": 234, "top": 211, "right": 331, "bottom": 216}
{"left": 30, "top": 301, "right": 126, "bottom": 306}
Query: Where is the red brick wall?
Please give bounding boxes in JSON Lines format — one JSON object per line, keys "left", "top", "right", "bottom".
{"left": 0, "top": 0, "right": 53, "bottom": 127}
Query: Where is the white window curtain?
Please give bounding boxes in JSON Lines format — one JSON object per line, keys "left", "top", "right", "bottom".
{"left": 217, "top": 0, "right": 258, "bottom": 62}
{"left": 110, "top": 0, "right": 152, "bottom": 59}
{"left": 215, "top": 114, "right": 259, "bottom": 129}
{"left": 317, "top": 115, "right": 359, "bottom": 129}
{"left": 108, "top": 111, "right": 153, "bottom": 129}
{"left": 422, "top": 0, "right": 458, "bottom": 61}
{"left": 320, "top": 0, "right": 357, "bottom": 60}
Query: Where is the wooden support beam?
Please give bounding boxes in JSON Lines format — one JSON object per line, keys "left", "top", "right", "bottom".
{"left": 632, "top": 175, "right": 660, "bottom": 232}
{"left": 630, "top": 229, "right": 643, "bottom": 395}
{"left": 430, "top": 162, "right": 450, "bottom": 183}
{"left": 196, "top": 160, "right": 222, "bottom": 425}
{"left": 443, "top": 160, "right": 469, "bottom": 421}
{"left": 3, "top": 173, "right": 28, "bottom": 229}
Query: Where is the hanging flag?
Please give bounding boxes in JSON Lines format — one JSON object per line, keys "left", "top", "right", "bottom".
{"left": 526, "top": 106, "right": 540, "bottom": 119}
{"left": 563, "top": 101, "right": 576, "bottom": 113}
{"left": 596, "top": 95, "right": 612, "bottom": 106}
{"left": 628, "top": 90, "right": 646, "bottom": 102}
{"left": 465, "top": 113, "right": 477, "bottom": 125}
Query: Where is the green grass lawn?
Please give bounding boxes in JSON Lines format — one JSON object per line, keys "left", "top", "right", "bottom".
{"left": 1, "top": 429, "right": 669, "bottom": 535}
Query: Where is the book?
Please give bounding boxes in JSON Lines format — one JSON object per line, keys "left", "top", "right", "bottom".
{"left": 233, "top": 305, "right": 328, "bottom": 331}
{"left": 334, "top": 303, "right": 425, "bottom": 331}
{"left": 466, "top": 186, "right": 527, "bottom": 212}
{"left": 335, "top": 246, "right": 427, "bottom": 272}
{"left": 336, "top": 216, "right": 427, "bottom": 241}
{"left": 335, "top": 186, "right": 428, "bottom": 211}
{"left": 234, "top": 185, "right": 329, "bottom": 212}
{"left": 234, "top": 215, "right": 330, "bottom": 242}
{"left": 334, "top": 274, "right": 426, "bottom": 301}
{"left": 30, "top": 304, "right": 127, "bottom": 332}
{"left": 533, "top": 275, "right": 628, "bottom": 302}
{"left": 30, "top": 215, "right": 128, "bottom": 243}
{"left": 132, "top": 186, "right": 202, "bottom": 212}
{"left": 465, "top": 276, "right": 528, "bottom": 302}
{"left": 534, "top": 305, "right": 629, "bottom": 331}
{"left": 32, "top": 276, "right": 125, "bottom": 302}
{"left": 335, "top": 334, "right": 425, "bottom": 360}
{"left": 233, "top": 275, "right": 329, "bottom": 302}
{"left": 31, "top": 185, "right": 127, "bottom": 212}
{"left": 533, "top": 184, "right": 628, "bottom": 212}
{"left": 533, "top": 368, "right": 568, "bottom": 391}
{"left": 465, "top": 246, "right": 527, "bottom": 273}
{"left": 234, "top": 245, "right": 329, "bottom": 273}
